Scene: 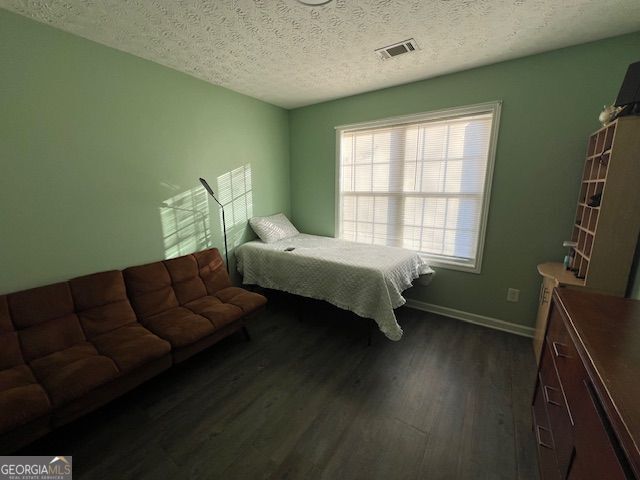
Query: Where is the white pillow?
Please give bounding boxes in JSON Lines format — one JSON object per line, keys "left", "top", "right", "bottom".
{"left": 249, "top": 213, "right": 300, "bottom": 243}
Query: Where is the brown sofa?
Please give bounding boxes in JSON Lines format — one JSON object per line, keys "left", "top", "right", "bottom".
{"left": 0, "top": 248, "right": 266, "bottom": 453}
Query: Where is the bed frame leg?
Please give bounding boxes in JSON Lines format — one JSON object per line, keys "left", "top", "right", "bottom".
{"left": 242, "top": 326, "right": 251, "bottom": 341}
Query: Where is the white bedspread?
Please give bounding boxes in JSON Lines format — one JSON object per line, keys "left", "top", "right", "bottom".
{"left": 235, "top": 234, "right": 434, "bottom": 341}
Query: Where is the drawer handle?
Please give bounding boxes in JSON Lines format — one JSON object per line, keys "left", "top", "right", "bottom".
{"left": 535, "top": 425, "right": 553, "bottom": 450}
{"left": 543, "top": 385, "right": 562, "bottom": 407}
{"left": 552, "top": 341, "right": 570, "bottom": 358}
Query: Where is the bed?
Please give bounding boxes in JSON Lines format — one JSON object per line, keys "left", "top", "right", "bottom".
{"left": 235, "top": 233, "right": 434, "bottom": 340}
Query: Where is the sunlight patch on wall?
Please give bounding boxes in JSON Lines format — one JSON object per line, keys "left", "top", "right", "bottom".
{"left": 160, "top": 185, "right": 210, "bottom": 259}
{"left": 217, "top": 164, "right": 253, "bottom": 247}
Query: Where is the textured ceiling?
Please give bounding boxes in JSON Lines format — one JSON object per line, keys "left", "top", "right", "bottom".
{"left": 2, "top": 0, "right": 640, "bottom": 108}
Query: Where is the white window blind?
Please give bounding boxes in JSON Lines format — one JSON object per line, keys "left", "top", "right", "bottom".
{"left": 336, "top": 103, "right": 500, "bottom": 272}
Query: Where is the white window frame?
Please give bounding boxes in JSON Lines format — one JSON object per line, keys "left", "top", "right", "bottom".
{"left": 334, "top": 101, "right": 501, "bottom": 274}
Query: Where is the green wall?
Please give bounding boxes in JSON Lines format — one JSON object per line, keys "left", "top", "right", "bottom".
{"left": 2, "top": 6, "right": 639, "bottom": 326}
{"left": 0, "top": 9, "right": 290, "bottom": 293}
{"left": 289, "top": 32, "right": 640, "bottom": 328}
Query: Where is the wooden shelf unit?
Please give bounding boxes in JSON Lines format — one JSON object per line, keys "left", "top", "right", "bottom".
{"left": 567, "top": 116, "right": 640, "bottom": 296}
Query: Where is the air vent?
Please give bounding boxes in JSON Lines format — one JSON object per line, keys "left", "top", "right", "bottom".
{"left": 375, "top": 39, "right": 419, "bottom": 60}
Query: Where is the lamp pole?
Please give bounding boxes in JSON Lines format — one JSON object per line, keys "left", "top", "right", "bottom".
{"left": 199, "top": 178, "right": 229, "bottom": 273}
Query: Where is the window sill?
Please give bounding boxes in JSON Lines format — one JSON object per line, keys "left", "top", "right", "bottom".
{"left": 417, "top": 254, "right": 481, "bottom": 274}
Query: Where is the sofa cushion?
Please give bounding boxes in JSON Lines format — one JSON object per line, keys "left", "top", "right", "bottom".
{"left": 142, "top": 307, "right": 215, "bottom": 348}
{"left": 8, "top": 283, "right": 88, "bottom": 363}
{"left": 193, "top": 249, "right": 232, "bottom": 294}
{"left": 0, "top": 297, "right": 52, "bottom": 434}
{"left": 0, "top": 296, "right": 24, "bottom": 371}
{"left": 91, "top": 324, "right": 171, "bottom": 372}
{"left": 0, "top": 296, "right": 12, "bottom": 333}
{"left": 0, "top": 332, "right": 24, "bottom": 371}
{"left": 184, "top": 296, "right": 243, "bottom": 329}
{"left": 164, "top": 255, "right": 207, "bottom": 305}
{"left": 8, "top": 282, "right": 75, "bottom": 329}
{"left": 123, "top": 262, "right": 179, "bottom": 318}
{"left": 0, "top": 365, "right": 51, "bottom": 434}
{"left": 70, "top": 271, "right": 137, "bottom": 338}
{"left": 69, "top": 270, "right": 128, "bottom": 311}
{"left": 29, "top": 343, "right": 119, "bottom": 407}
{"left": 215, "top": 287, "right": 267, "bottom": 315}
{"left": 18, "top": 315, "right": 86, "bottom": 363}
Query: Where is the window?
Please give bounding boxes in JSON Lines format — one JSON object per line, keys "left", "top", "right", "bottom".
{"left": 335, "top": 102, "right": 500, "bottom": 273}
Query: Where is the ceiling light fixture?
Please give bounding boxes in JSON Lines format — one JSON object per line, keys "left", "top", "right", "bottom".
{"left": 297, "top": 0, "right": 334, "bottom": 5}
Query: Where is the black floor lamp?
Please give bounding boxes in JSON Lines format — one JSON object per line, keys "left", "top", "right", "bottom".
{"left": 199, "top": 177, "right": 229, "bottom": 273}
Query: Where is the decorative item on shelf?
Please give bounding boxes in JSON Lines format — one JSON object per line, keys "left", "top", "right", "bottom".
{"left": 598, "top": 104, "right": 624, "bottom": 126}
{"left": 563, "top": 240, "right": 577, "bottom": 270}
{"left": 199, "top": 177, "right": 229, "bottom": 273}
{"left": 598, "top": 154, "right": 609, "bottom": 166}
{"left": 588, "top": 192, "right": 602, "bottom": 208}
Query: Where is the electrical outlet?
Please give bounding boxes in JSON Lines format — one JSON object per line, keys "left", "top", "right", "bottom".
{"left": 507, "top": 288, "right": 520, "bottom": 302}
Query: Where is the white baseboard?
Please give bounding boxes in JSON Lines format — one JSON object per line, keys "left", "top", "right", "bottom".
{"left": 404, "top": 298, "right": 535, "bottom": 338}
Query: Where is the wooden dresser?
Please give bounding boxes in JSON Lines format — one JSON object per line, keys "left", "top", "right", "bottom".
{"left": 533, "top": 288, "right": 640, "bottom": 479}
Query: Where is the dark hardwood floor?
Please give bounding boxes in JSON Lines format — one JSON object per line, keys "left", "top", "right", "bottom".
{"left": 22, "top": 293, "right": 540, "bottom": 480}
